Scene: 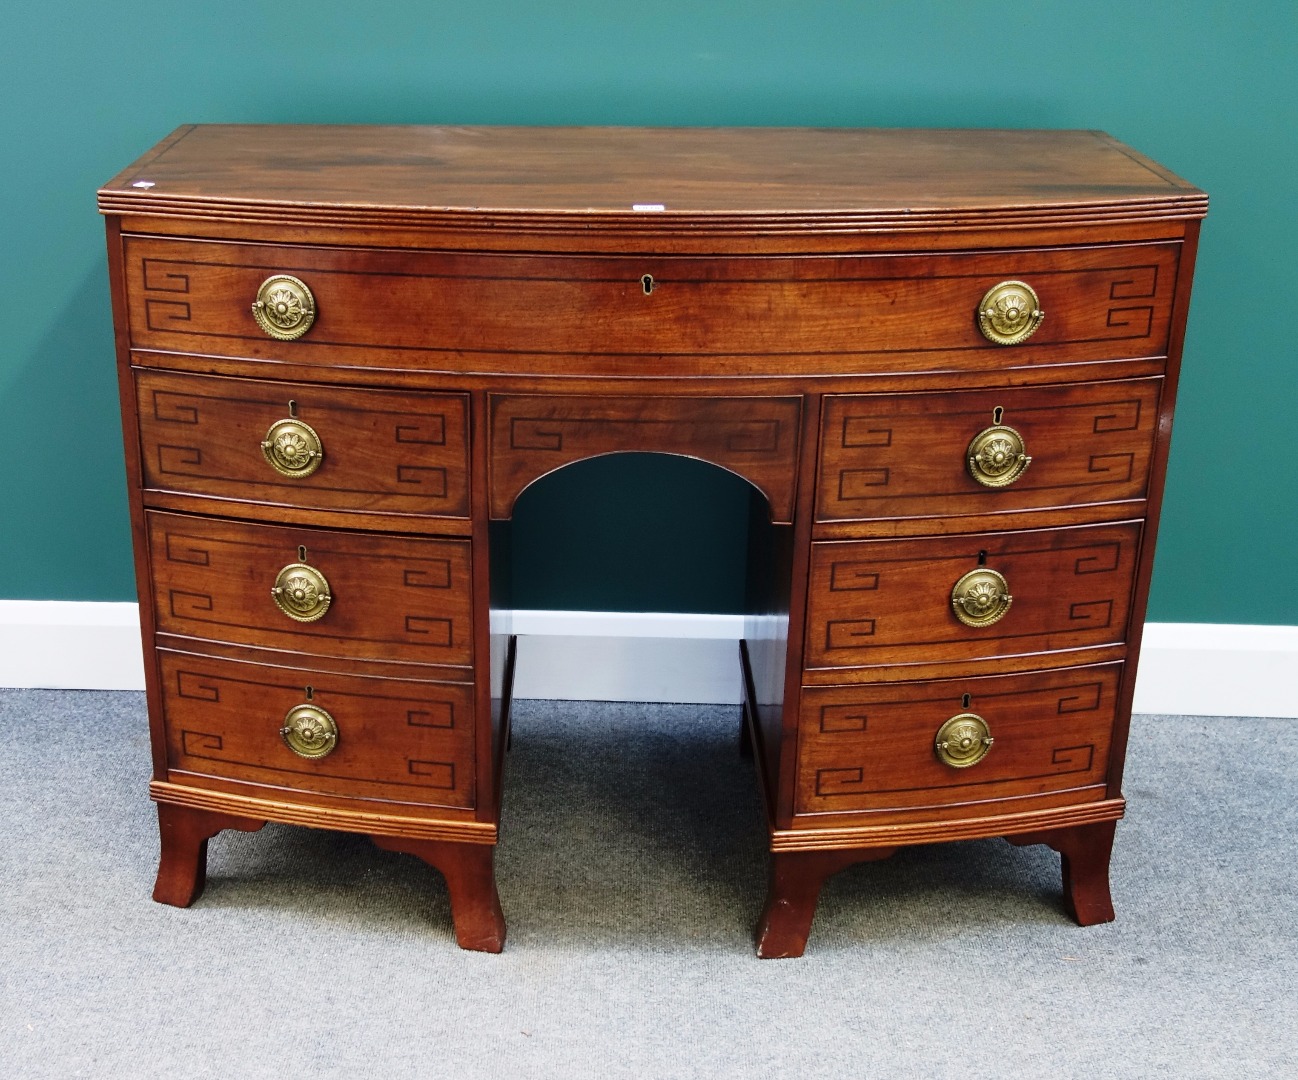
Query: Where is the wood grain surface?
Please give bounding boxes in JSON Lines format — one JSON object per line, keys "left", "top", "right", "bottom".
{"left": 135, "top": 370, "right": 470, "bottom": 521}
{"left": 159, "top": 650, "right": 475, "bottom": 808}
{"left": 817, "top": 378, "right": 1162, "bottom": 526}
{"left": 488, "top": 393, "right": 803, "bottom": 521}
{"left": 100, "top": 126, "right": 1206, "bottom": 229}
{"left": 121, "top": 235, "right": 1180, "bottom": 377}
{"left": 147, "top": 511, "right": 474, "bottom": 668}
{"left": 796, "top": 664, "right": 1119, "bottom": 815}
{"left": 804, "top": 522, "right": 1141, "bottom": 671}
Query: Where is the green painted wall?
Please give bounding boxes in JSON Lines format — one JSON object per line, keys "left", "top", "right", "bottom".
{"left": 1, "top": 2, "right": 1294, "bottom": 620}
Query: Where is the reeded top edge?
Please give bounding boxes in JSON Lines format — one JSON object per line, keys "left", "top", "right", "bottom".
{"left": 98, "top": 124, "right": 1208, "bottom": 230}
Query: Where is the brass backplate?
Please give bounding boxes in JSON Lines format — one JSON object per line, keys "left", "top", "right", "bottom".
{"left": 967, "top": 423, "right": 1031, "bottom": 488}
{"left": 262, "top": 417, "right": 324, "bottom": 478}
{"left": 951, "top": 567, "right": 1012, "bottom": 628}
{"left": 252, "top": 274, "right": 316, "bottom": 341}
{"left": 977, "top": 280, "right": 1044, "bottom": 346}
{"left": 271, "top": 562, "right": 332, "bottom": 623}
{"left": 934, "top": 711, "right": 993, "bottom": 768}
{"left": 281, "top": 703, "right": 338, "bottom": 759}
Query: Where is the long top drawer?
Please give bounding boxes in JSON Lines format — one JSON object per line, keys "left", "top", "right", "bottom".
{"left": 122, "top": 236, "right": 1181, "bottom": 376}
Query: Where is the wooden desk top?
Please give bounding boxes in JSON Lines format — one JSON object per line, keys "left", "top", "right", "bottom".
{"left": 99, "top": 125, "right": 1206, "bottom": 233}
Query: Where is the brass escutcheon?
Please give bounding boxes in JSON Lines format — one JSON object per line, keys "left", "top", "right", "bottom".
{"left": 280, "top": 703, "right": 338, "bottom": 759}
{"left": 935, "top": 712, "right": 994, "bottom": 768}
{"left": 977, "top": 280, "right": 1044, "bottom": 346}
{"left": 262, "top": 417, "right": 324, "bottom": 478}
{"left": 967, "top": 423, "right": 1031, "bottom": 487}
{"left": 271, "top": 562, "right": 332, "bottom": 623}
{"left": 252, "top": 274, "right": 316, "bottom": 341}
{"left": 951, "top": 567, "right": 1012, "bottom": 628}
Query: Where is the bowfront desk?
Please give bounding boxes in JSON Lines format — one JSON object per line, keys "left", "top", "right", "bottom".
{"left": 100, "top": 126, "right": 1206, "bottom": 956}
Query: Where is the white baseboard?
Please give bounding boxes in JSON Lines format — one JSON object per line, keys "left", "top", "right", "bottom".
{"left": 1, "top": 602, "right": 1294, "bottom": 717}
{"left": 0, "top": 601, "right": 147, "bottom": 692}
{"left": 500, "top": 610, "right": 746, "bottom": 705}
{"left": 1130, "top": 622, "right": 1298, "bottom": 718}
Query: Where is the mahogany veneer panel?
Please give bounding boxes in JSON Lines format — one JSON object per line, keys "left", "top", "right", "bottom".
{"left": 136, "top": 370, "right": 469, "bottom": 520}
{"left": 488, "top": 394, "right": 802, "bottom": 521}
{"left": 796, "top": 665, "right": 1118, "bottom": 815}
{"left": 147, "top": 512, "right": 473, "bottom": 668}
{"left": 122, "top": 236, "right": 1178, "bottom": 375}
{"left": 817, "top": 378, "right": 1162, "bottom": 525}
{"left": 804, "top": 523, "right": 1141, "bottom": 671}
{"left": 159, "top": 650, "right": 475, "bottom": 808}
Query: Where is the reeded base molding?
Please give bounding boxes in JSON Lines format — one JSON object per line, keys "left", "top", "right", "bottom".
{"left": 149, "top": 781, "right": 497, "bottom": 844}
{"left": 770, "top": 798, "right": 1126, "bottom": 852}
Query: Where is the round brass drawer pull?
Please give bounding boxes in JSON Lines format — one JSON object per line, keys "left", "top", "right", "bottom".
{"left": 262, "top": 417, "right": 324, "bottom": 478}
{"left": 252, "top": 274, "right": 316, "bottom": 341}
{"left": 281, "top": 703, "right": 338, "bottom": 759}
{"left": 272, "top": 562, "right": 332, "bottom": 623}
{"left": 978, "top": 280, "right": 1043, "bottom": 346}
{"left": 967, "top": 423, "right": 1031, "bottom": 488}
{"left": 935, "top": 712, "right": 993, "bottom": 768}
{"left": 951, "top": 567, "right": 1012, "bottom": 628}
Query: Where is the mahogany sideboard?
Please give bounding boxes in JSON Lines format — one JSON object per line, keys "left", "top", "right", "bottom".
{"left": 100, "top": 125, "right": 1206, "bottom": 956}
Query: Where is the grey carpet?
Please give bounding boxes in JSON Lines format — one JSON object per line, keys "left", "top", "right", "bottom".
{"left": 1, "top": 689, "right": 1294, "bottom": 1079}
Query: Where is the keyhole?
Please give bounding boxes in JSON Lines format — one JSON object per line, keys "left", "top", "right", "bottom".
{"left": 641, "top": 274, "right": 655, "bottom": 295}
{"left": 978, "top": 550, "right": 987, "bottom": 566}
{"left": 993, "top": 406, "right": 1003, "bottom": 425}
{"left": 962, "top": 693, "right": 971, "bottom": 709}
{"left": 289, "top": 399, "right": 298, "bottom": 418}
{"left": 298, "top": 545, "right": 308, "bottom": 562}
{"left": 305, "top": 685, "right": 314, "bottom": 701}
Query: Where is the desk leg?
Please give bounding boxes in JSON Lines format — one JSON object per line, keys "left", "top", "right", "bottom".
{"left": 372, "top": 836, "right": 506, "bottom": 953}
{"left": 755, "top": 848, "right": 895, "bottom": 958}
{"left": 152, "top": 803, "right": 266, "bottom": 907}
{"left": 1009, "top": 820, "right": 1117, "bottom": 926}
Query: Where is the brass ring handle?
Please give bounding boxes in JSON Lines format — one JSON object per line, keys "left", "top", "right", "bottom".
{"left": 281, "top": 703, "right": 338, "bottom": 759}
{"left": 951, "top": 567, "right": 1012, "bottom": 628}
{"left": 935, "top": 712, "right": 994, "bottom": 768}
{"left": 252, "top": 274, "right": 316, "bottom": 341}
{"left": 967, "top": 424, "right": 1031, "bottom": 488}
{"left": 262, "top": 418, "right": 324, "bottom": 478}
{"left": 977, "top": 280, "right": 1044, "bottom": 346}
{"left": 271, "top": 562, "right": 332, "bottom": 623}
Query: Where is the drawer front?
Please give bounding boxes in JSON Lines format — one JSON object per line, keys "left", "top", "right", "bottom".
{"left": 148, "top": 512, "right": 473, "bottom": 667}
{"left": 488, "top": 393, "right": 803, "bottom": 521}
{"left": 796, "top": 665, "right": 1118, "bottom": 814}
{"left": 804, "top": 522, "right": 1140, "bottom": 670}
{"left": 158, "top": 651, "right": 474, "bottom": 808}
{"left": 123, "top": 236, "right": 1179, "bottom": 373}
{"left": 136, "top": 370, "right": 469, "bottom": 519}
{"left": 817, "top": 379, "right": 1162, "bottom": 524}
